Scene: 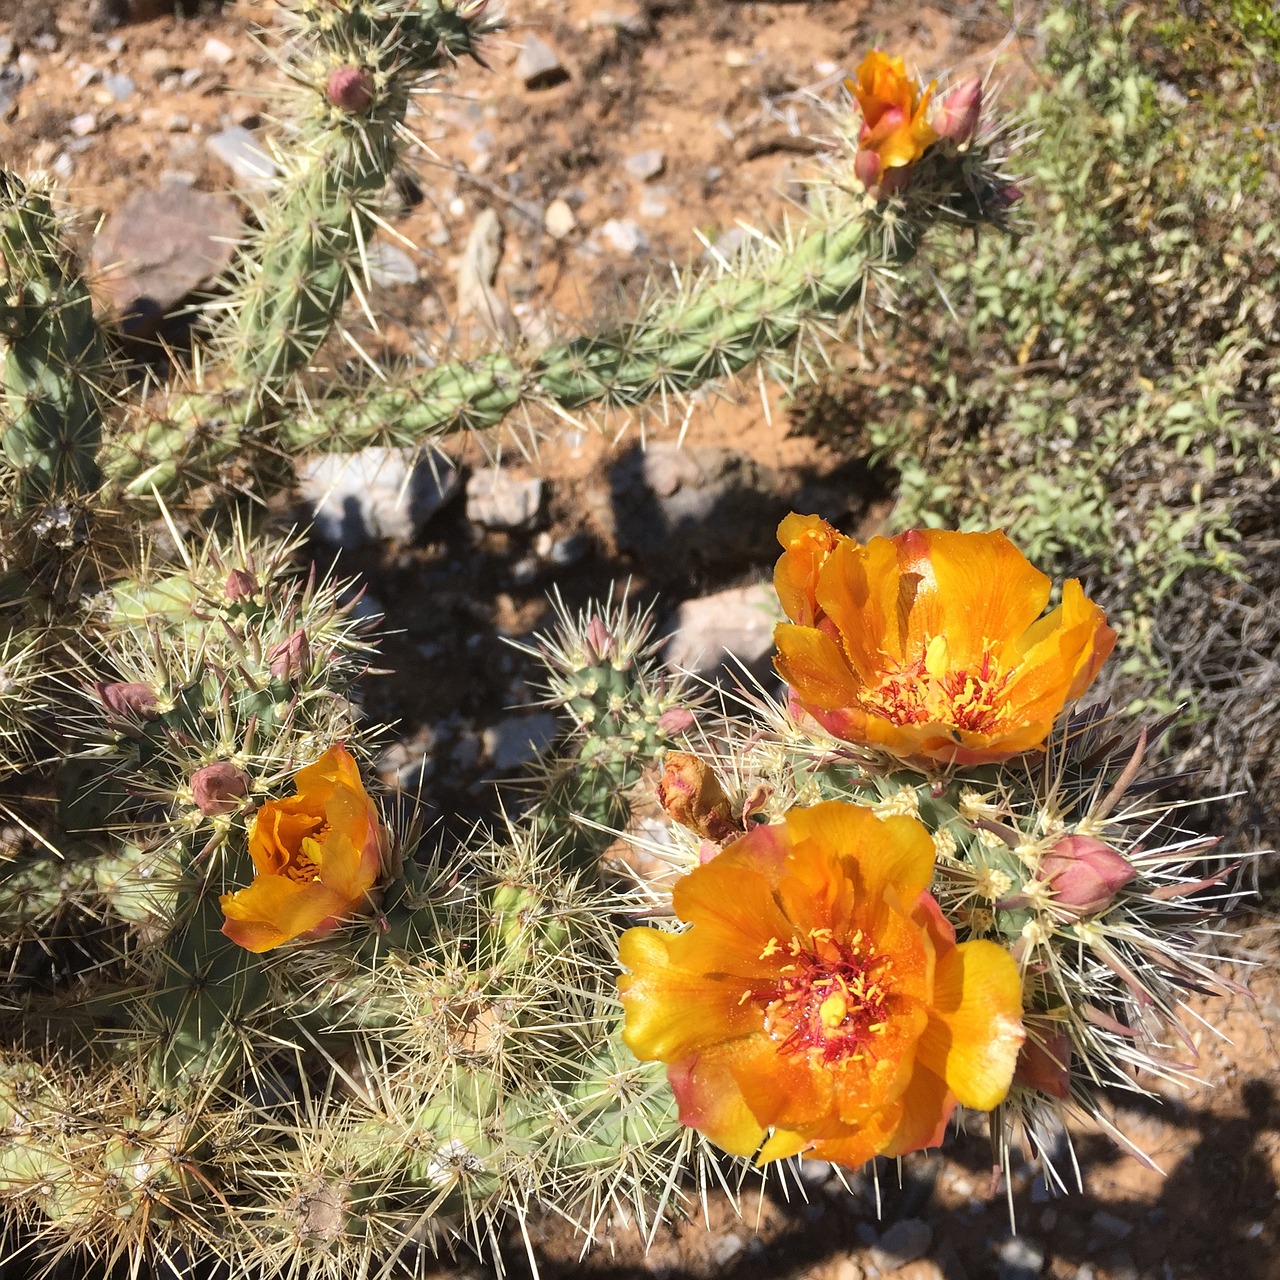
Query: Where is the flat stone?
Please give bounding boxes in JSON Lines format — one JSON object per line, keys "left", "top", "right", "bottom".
{"left": 638, "top": 196, "right": 668, "bottom": 219}
{"left": 663, "top": 582, "right": 780, "bottom": 681}
{"left": 544, "top": 197, "right": 577, "bottom": 239}
{"left": 364, "top": 241, "right": 419, "bottom": 287}
{"left": 624, "top": 148, "right": 666, "bottom": 181}
{"left": 710, "top": 1235, "right": 745, "bottom": 1267}
{"left": 68, "top": 112, "right": 97, "bottom": 137}
{"left": 0, "top": 64, "right": 21, "bottom": 116}
{"left": 103, "top": 72, "right": 135, "bottom": 101}
{"left": 202, "top": 37, "right": 235, "bottom": 67}
{"left": 870, "top": 1219, "right": 933, "bottom": 1272}
{"left": 995, "top": 1236, "right": 1045, "bottom": 1280}
{"left": 515, "top": 34, "right": 568, "bottom": 89}
{"left": 483, "top": 713, "right": 559, "bottom": 771}
{"left": 599, "top": 217, "right": 647, "bottom": 255}
{"left": 207, "top": 126, "right": 277, "bottom": 186}
{"left": 588, "top": 6, "right": 652, "bottom": 35}
{"left": 140, "top": 49, "right": 177, "bottom": 81}
{"left": 90, "top": 182, "right": 242, "bottom": 333}
{"left": 298, "top": 448, "right": 461, "bottom": 547}
{"left": 465, "top": 468, "right": 544, "bottom": 531}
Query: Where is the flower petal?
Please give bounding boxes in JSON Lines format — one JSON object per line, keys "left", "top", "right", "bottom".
{"left": 917, "top": 940, "right": 1025, "bottom": 1110}
{"left": 668, "top": 1046, "right": 767, "bottom": 1158}
{"left": 881, "top": 1062, "right": 955, "bottom": 1157}
{"left": 774, "top": 623, "right": 864, "bottom": 709}
{"left": 220, "top": 877, "right": 350, "bottom": 954}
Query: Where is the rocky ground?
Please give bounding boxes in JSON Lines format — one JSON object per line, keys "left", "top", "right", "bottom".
{"left": 1, "top": 1, "right": 1278, "bottom": 1277}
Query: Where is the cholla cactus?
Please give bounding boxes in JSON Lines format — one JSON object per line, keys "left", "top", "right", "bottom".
{"left": 0, "top": 7, "right": 1243, "bottom": 1278}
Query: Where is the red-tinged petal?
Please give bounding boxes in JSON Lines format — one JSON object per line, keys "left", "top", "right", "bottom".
{"left": 774, "top": 623, "right": 863, "bottom": 709}
{"left": 775, "top": 514, "right": 846, "bottom": 626}
{"left": 220, "top": 877, "right": 350, "bottom": 953}
{"left": 916, "top": 940, "right": 1025, "bottom": 1110}
{"left": 1015, "top": 1031, "right": 1072, "bottom": 1099}
{"left": 881, "top": 1063, "right": 956, "bottom": 1157}
{"left": 829, "top": 995, "right": 927, "bottom": 1124}
{"left": 668, "top": 1048, "right": 767, "bottom": 1158}
{"left": 618, "top": 928, "right": 762, "bottom": 1063}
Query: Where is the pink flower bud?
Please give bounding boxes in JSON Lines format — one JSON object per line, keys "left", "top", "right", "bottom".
{"left": 1014, "top": 1032, "right": 1071, "bottom": 1099}
{"left": 267, "top": 629, "right": 311, "bottom": 680}
{"left": 1039, "top": 835, "right": 1136, "bottom": 916}
{"left": 584, "top": 617, "right": 615, "bottom": 663}
{"left": 327, "top": 65, "right": 375, "bottom": 114}
{"left": 224, "top": 568, "right": 258, "bottom": 603}
{"left": 854, "top": 148, "right": 882, "bottom": 188}
{"left": 191, "top": 762, "right": 251, "bottom": 816}
{"left": 657, "top": 707, "right": 696, "bottom": 736}
{"left": 933, "top": 76, "right": 982, "bottom": 145}
{"left": 97, "top": 681, "right": 159, "bottom": 721}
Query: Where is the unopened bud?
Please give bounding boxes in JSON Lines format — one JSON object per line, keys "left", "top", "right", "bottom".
{"left": 932, "top": 76, "right": 982, "bottom": 145}
{"left": 657, "top": 707, "right": 696, "bottom": 736}
{"left": 1038, "top": 835, "right": 1136, "bottom": 916}
{"left": 584, "top": 617, "right": 615, "bottom": 664}
{"left": 1013, "top": 1032, "right": 1071, "bottom": 1099}
{"left": 97, "top": 681, "right": 159, "bottom": 721}
{"left": 327, "top": 65, "right": 375, "bottom": 114}
{"left": 656, "top": 751, "right": 739, "bottom": 845}
{"left": 224, "top": 568, "right": 258, "bottom": 603}
{"left": 853, "top": 148, "right": 881, "bottom": 188}
{"left": 267, "top": 629, "right": 311, "bottom": 680}
{"left": 191, "top": 762, "right": 251, "bottom": 816}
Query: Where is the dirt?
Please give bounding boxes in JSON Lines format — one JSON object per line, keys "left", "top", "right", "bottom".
{"left": 1, "top": 1, "right": 1278, "bottom": 1277}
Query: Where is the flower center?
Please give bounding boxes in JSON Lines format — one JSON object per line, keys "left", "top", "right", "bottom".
{"left": 749, "top": 928, "right": 893, "bottom": 1065}
{"left": 284, "top": 829, "right": 328, "bottom": 884}
{"left": 862, "top": 643, "right": 1013, "bottom": 735}
{"left": 937, "top": 649, "right": 1012, "bottom": 733}
{"left": 865, "top": 661, "right": 930, "bottom": 725}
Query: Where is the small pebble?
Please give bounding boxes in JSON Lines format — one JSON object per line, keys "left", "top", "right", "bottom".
{"left": 203, "top": 37, "right": 235, "bottom": 67}
{"left": 870, "top": 1218, "right": 932, "bottom": 1271}
{"left": 995, "top": 1236, "right": 1045, "bottom": 1280}
{"left": 68, "top": 112, "right": 97, "bottom": 138}
{"left": 599, "top": 217, "right": 647, "bottom": 255}
{"left": 1088, "top": 1210, "right": 1132, "bottom": 1241}
{"left": 103, "top": 72, "right": 135, "bottom": 101}
{"left": 514, "top": 34, "right": 567, "bottom": 89}
{"left": 711, "top": 1234, "right": 745, "bottom": 1267}
{"left": 624, "top": 148, "right": 666, "bottom": 181}
{"left": 543, "top": 198, "right": 577, "bottom": 239}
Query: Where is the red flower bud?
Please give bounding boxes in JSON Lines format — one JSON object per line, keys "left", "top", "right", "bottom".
{"left": 657, "top": 707, "right": 696, "bottom": 736}
{"left": 584, "top": 617, "right": 615, "bottom": 663}
{"left": 327, "top": 65, "right": 375, "bottom": 114}
{"left": 97, "top": 681, "right": 159, "bottom": 721}
{"left": 1014, "top": 1031, "right": 1072, "bottom": 1099}
{"left": 1039, "top": 835, "right": 1136, "bottom": 916}
{"left": 933, "top": 76, "right": 982, "bottom": 145}
{"left": 224, "top": 568, "right": 258, "bottom": 603}
{"left": 267, "top": 629, "right": 311, "bottom": 680}
{"left": 191, "top": 762, "right": 251, "bottom": 816}
{"left": 854, "top": 148, "right": 882, "bottom": 188}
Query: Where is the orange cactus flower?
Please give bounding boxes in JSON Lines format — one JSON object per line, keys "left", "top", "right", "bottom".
{"left": 774, "top": 528, "right": 1116, "bottom": 766}
{"left": 773, "top": 513, "right": 851, "bottom": 628}
{"left": 847, "top": 51, "right": 938, "bottom": 183}
{"left": 618, "top": 801, "right": 1024, "bottom": 1167}
{"left": 220, "top": 745, "right": 387, "bottom": 954}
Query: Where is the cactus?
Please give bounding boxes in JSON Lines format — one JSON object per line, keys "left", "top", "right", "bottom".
{"left": 0, "top": 8, "right": 1247, "bottom": 1278}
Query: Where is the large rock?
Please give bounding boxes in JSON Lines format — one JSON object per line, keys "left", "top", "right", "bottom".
{"left": 663, "top": 582, "right": 781, "bottom": 682}
{"left": 466, "top": 467, "right": 544, "bottom": 531}
{"left": 90, "top": 180, "right": 241, "bottom": 334}
{"left": 602, "top": 443, "right": 789, "bottom": 564}
{"left": 298, "top": 448, "right": 460, "bottom": 547}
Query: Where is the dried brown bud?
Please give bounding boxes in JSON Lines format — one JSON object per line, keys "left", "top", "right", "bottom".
{"left": 656, "top": 751, "right": 739, "bottom": 845}
{"left": 1013, "top": 1031, "right": 1072, "bottom": 1099}
{"left": 224, "top": 568, "right": 259, "bottom": 603}
{"left": 267, "top": 629, "right": 311, "bottom": 680}
{"left": 97, "top": 681, "right": 160, "bottom": 721}
{"left": 327, "top": 65, "right": 375, "bottom": 114}
{"left": 191, "top": 762, "right": 251, "bottom": 816}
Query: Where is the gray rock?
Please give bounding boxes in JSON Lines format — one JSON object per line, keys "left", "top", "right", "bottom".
{"left": 624, "top": 148, "right": 666, "bottom": 181}
{"left": 364, "top": 241, "right": 419, "bottom": 287}
{"left": 543, "top": 197, "right": 577, "bottom": 239}
{"left": 103, "top": 72, "right": 135, "bottom": 101}
{"left": 90, "top": 0, "right": 130, "bottom": 31}
{"left": 90, "top": 182, "right": 242, "bottom": 333}
{"left": 202, "top": 37, "right": 235, "bottom": 67}
{"left": 69, "top": 112, "right": 97, "bottom": 138}
{"left": 599, "top": 217, "right": 647, "bottom": 255}
{"left": 995, "top": 1236, "right": 1045, "bottom": 1280}
{"left": 870, "top": 1218, "right": 933, "bottom": 1271}
{"left": 465, "top": 468, "right": 544, "bottom": 531}
{"left": 663, "top": 582, "right": 780, "bottom": 681}
{"left": 601, "top": 442, "right": 789, "bottom": 563}
{"left": 588, "top": 7, "right": 652, "bottom": 35}
{"left": 207, "top": 126, "right": 278, "bottom": 186}
{"left": 0, "top": 64, "right": 25, "bottom": 116}
{"left": 536, "top": 531, "right": 590, "bottom": 566}
{"left": 0, "top": 35, "right": 13, "bottom": 61}
{"left": 514, "top": 34, "right": 568, "bottom": 89}
{"left": 638, "top": 196, "right": 669, "bottom": 219}
{"left": 711, "top": 1235, "right": 745, "bottom": 1267}
{"left": 179, "top": 67, "right": 204, "bottom": 90}
{"left": 298, "top": 448, "right": 461, "bottom": 547}
{"left": 483, "top": 713, "right": 559, "bottom": 771}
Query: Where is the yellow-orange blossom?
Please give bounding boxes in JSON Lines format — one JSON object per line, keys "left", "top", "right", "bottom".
{"left": 773, "top": 521, "right": 1115, "bottom": 765}
{"left": 220, "top": 744, "right": 386, "bottom": 953}
{"left": 619, "top": 802, "right": 1024, "bottom": 1166}
{"left": 847, "top": 50, "right": 937, "bottom": 183}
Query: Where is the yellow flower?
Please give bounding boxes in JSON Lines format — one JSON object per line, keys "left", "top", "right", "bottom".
{"left": 846, "top": 51, "right": 937, "bottom": 186}
{"left": 774, "top": 528, "right": 1115, "bottom": 765}
{"left": 220, "top": 745, "right": 386, "bottom": 954}
{"left": 618, "top": 801, "right": 1024, "bottom": 1167}
{"left": 773, "top": 513, "right": 851, "bottom": 628}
